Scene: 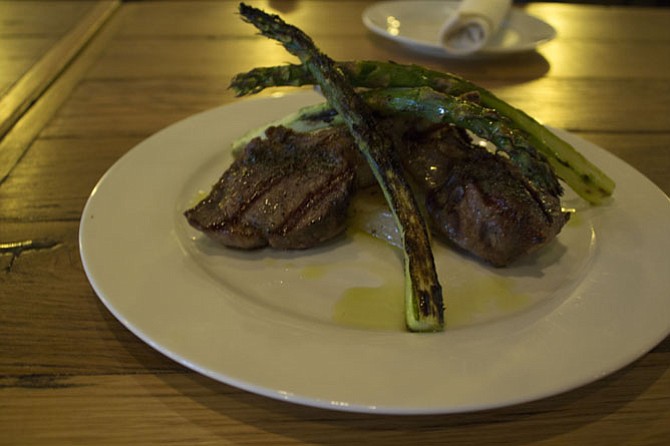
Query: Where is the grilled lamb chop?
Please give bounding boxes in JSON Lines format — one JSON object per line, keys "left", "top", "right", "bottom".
{"left": 399, "top": 124, "right": 568, "bottom": 266}
{"left": 184, "top": 125, "right": 362, "bottom": 249}
{"left": 185, "top": 121, "right": 568, "bottom": 265}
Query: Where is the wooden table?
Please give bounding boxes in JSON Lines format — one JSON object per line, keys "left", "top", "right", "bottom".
{"left": 1, "top": 1, "right": 668, "bottom": 444}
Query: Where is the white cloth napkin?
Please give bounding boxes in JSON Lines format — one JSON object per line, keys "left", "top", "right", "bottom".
{"left": 438, "top": 0, "right": 512, "bottom": 55}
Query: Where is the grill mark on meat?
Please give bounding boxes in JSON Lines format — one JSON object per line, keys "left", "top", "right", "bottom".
{"left": 209, "top": 170, "right": 287, "bottom": 231}
{"left": 278, "top": 169, "right": 354, "bottom": 236}
{"left": 495, "top": 157, "right": 557, "bottom": 225}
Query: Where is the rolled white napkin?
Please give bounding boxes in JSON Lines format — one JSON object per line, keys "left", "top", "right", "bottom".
{"left": 438, "top": 0, "right": 512, "bottom": 55}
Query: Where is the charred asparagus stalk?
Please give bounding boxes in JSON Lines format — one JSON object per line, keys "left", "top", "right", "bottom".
{"left": 238, "top": 3, "right": 444, "bottom": 331}
{"left": 230, "top": 61, "right": 615, "bottom": 205}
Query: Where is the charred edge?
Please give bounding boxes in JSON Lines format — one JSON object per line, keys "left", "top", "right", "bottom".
{"left": 190, "top": 169, "right": 289, "bottom": 232}
{"left": 404, "top": 227, "right": 443, "bottom": 319}
{"left": 520, "top": 176, "right": 558, "bottom": 224}
{"left": 555, "top": 156, "right": 572, "bottom": 168}
{"left": 491, "top": 152, "right": 559, "bottom": 224}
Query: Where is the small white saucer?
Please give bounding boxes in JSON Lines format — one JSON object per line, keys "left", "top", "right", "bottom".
{"left": 362, "top": 0, "right": 556, "bottom": 58}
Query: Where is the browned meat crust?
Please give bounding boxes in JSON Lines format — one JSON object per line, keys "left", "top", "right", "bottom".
{"left": 184, "top": 126, "right": 359, "bottom": 249}
{"left": 185, "top": 121, "right": 568, "bottom": 266}
{"left": 399, "top": 124, "right": 568, "bottom": 266}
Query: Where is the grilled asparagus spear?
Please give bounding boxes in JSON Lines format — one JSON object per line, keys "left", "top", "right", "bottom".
{"left": 230, "top": 61, "right": 615, "bottom": 205}
{"left": 238, "top": 3, "right": 444, "bottom": 331}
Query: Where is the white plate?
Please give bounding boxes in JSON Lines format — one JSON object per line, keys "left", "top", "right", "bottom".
{"left": 363, "top": 1, "right": 557, "bottom": 58}
{"left": 80, "top": 91, "right": 670, "bottom": 415}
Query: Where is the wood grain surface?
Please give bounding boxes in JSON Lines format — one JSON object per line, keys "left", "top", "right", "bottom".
{"left": 1, "top": 1, "right": 668, "bottom": 445}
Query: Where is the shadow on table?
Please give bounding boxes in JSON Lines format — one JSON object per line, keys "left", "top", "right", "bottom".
{"left": 364, "top": 33, "right": 553, "bottom": 88}
{"left": 157, "top": 336, "right": 668, "bottom": 445}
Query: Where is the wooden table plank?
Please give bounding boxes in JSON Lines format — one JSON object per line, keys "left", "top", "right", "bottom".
{"left": 115, "top": 1, "right": 670, "bottom": 43}
{"left": 0, "top": 137, "right": 142, "bottom": 222}
{"left": 526, "top": 3, "right": 670, "bottom": 41}
{"left": 0, "top": 219, "right": 178, "bottom": 375}
{"left": 2, "top": 360, "right": 669, "bottom": 446}
{"left": 0, "top": 1, "right": 96, "bottom": 96}
{"left": 0, "top": 1, "right": 120, "bottom": 139}
{"left": 82, "top": 28, "right": 670, "bottom": 82}
{"left": 0, "top": 1, "right": 121, "bottom": 185}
